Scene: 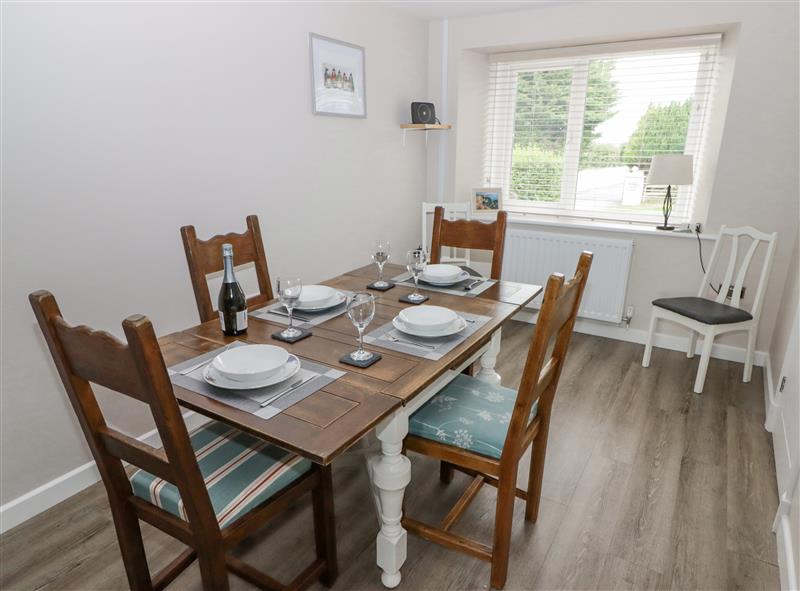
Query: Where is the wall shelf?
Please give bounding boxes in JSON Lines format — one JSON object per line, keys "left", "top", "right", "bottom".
{"left": 400, "top": 123, "right": 452, "bottom": 145}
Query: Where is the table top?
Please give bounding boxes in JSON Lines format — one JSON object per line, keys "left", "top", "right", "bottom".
{"left": 159, "top": 263, "right": 541, "bottom": 465}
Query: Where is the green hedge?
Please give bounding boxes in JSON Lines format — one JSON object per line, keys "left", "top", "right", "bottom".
{"left": 511, "top": 144, "right": 563, "bottom": 202}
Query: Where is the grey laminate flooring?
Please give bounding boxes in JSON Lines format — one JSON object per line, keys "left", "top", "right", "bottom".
{"left": 0, "top": 323, "right": 780, "bottom": 590}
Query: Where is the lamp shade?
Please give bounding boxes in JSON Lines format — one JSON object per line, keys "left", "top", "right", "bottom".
{"left": 647, "top": 154, "right": 694, "bottom": 185}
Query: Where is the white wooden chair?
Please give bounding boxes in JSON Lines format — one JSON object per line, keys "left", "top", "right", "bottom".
{"left": 421, "top": 202, "right": 471, "bottom": 266}
{"left": 642, "top": 225, "right": 777, "bottom": 394}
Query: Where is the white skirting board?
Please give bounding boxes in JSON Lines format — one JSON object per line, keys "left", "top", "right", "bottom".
{"left": 513, "top": 309, "right": 768, "bottom": 366}
{"left": 0, "top": 411, "right": 211, "bottom": 534}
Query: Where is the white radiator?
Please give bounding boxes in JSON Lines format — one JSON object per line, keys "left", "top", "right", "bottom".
{"left": 503, "top": 229, "right": 634, "bottom": 323}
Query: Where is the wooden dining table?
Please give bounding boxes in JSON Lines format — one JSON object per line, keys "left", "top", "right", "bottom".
{"left": 158, "top": 262, "right": 541, "bottom": 588}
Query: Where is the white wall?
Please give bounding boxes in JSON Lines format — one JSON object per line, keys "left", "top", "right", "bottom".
{"left": 0, "top": 2, "right": 428, "bottom": 507}
{"left": 432, "top": 1, "right": 799, "bottom": 352}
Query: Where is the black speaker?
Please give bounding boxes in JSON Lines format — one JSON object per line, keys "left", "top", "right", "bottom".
{"left": 411, "top": 102, "right": 436, "bottom": 124}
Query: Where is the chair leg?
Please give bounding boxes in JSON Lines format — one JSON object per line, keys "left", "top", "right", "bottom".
{"left": 687, "top": 330, "right": 697, "bottom": 358}
{"left": 694, "top": 332, "right": 715, "bottom": 394}
{"left": 743, "top": 328, "right": 756, "bottom": 383}
{"left": 196, "top": 547, "right": 230, "bottom": 591}
{"left": 440, "top": 461, "right": 454, "bottom": 484}
{"left": 312, "top": 465, "right": 338, "bottom": 587}
{"left": 108, "top": 501, "right": 153, "bottom": 591}
{"left": 490, "top": 474, "right": 516, "bottom": 589}
{"left": 525, "top": 430, "right": 548, "bottom": 523}
{"left": 642, "top": 311, "right": 657, "bottom": 367}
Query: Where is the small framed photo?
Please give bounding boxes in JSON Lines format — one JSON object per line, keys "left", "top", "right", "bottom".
{"left": 309, "top": 33, "right": 366, "bottom": 118}
{"left": 471, "top": 188, "right": 503, "bottom": 216}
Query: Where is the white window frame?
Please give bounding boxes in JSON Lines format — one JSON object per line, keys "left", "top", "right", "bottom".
{"left": 485, "top": 34, "right": 721, "bottom": 225}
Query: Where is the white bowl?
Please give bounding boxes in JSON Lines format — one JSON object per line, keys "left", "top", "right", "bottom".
{"left": 297, "top": 285, "right": 336, "bottom": 309}
{"left": 420, "top": 270, "right": 470, "bottom": 286}
{"left": 421, "top": 264, "right": 463, "bottom": 284}
{"left": 204, "top": 355, "right": 300, "bottom": 390}
{"left": 398, "top": 305, "right": 458, "bottom": 333}
{"left": 393, "top": 316, "right": 467, "bottom": 338}
{"left": 295, "top": 290, "right": 346, "bottom": 312}
{"left": 212, "top": 344, "right": 290, "bottom": 383}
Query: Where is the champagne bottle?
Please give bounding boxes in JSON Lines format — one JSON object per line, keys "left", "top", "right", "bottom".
{"left": 218, "top": 243, "right": 247, "bottom": 336}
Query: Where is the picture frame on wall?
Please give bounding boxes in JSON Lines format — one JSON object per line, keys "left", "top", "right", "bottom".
{"left": 309, "top": 33, "right": 366, "bottom": 118}
{"left": 471, "top": 187, "right": 503, "bottom": 216}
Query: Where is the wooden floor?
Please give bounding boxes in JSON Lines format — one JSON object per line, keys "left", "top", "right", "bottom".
{"left": 0, "top": 322, "right": 780, "bottom": 590}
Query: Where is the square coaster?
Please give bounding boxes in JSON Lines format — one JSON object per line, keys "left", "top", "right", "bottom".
{"left": 399, "top": 294, "right": 429, "bottom": 305}
{"left": 339, "top": 352, "right": 382, "bottom": 368}
{"left": 367, "top": 280, "right": 395, "bottom": 291}
{"left": 271, "top": 328, "right": 312, "bottom": 343}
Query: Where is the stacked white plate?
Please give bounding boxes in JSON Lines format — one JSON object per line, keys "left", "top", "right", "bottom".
{"left": 393, "top": 305, "right": 467, "bottom": 338}
{"left": 295, "top": 285, "right": 346, "bottom": 312}
{"left": 420, "top": 264, "right": 470, "bottom": 286}
{"left": 203, "top": 344, "right": 300, "bottom": 390}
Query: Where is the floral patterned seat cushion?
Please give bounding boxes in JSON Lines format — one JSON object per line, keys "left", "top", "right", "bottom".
{"left": 408, "top": 374, "right": 538, "bottom": 459}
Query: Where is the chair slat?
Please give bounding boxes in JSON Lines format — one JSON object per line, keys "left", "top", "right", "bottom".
{"left": 430, "top": 207, "right": 508, "bottom": 280}
{"left": 440, "top": 475, "right": 484, "bottom": 531}
{"left": 53, "top": 320, "right": 149, "bottom": 402}
{"left": 403, "top": 517, "right": 493, "bottom": 562}
{"left": 98, "top": 427, "right": 174, "bottom": 482}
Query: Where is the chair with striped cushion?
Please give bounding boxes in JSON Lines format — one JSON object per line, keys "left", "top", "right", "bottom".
{"left": 403, "top": 252, "right": 593, "bottom": 589}
{"left": 30, "top": 291, "right": 337, "bottom": 591}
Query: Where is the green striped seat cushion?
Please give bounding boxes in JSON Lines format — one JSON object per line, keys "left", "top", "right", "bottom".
{"left": 408, "top": 374, "right": 538, "bottom": 459}
{"left": 130, "top": 420, "right": 311, "bottom": 528}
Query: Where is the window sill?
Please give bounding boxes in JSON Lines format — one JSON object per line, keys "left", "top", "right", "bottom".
{"left": 505, "top": 213, "right": 718, "bottom": 240}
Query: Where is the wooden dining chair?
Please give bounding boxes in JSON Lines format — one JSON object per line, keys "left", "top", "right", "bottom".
{"left": 403, "top": 252, "right": 593, "bottom": 589}
{"left": 181, "top": 215, "right": 273, "bottom": 323}
{"left": 29, "top": 290, "right": 337, "bottom": 591}
{"left": 429, "top": 205, "right": 508, "bottom": 280}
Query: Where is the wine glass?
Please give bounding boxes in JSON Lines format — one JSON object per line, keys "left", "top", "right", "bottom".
{"left": 406, "top": 248, "right": 428, "bottom": 302}
{"left": 277, "top": 277, "right": 303, "bottom": 339}
{"left": 372, "top": 240, "right": 391, "bottom": 288}
{"left": 347, "top": 292, "right": 376, "bottom": 361}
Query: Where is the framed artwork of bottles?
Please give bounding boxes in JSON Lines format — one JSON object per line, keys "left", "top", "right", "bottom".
{"left": 309, "top": 33, "right": 366, "bottom": 118}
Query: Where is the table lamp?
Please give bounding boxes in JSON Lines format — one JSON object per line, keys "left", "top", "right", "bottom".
{"left": 647, "top": 154, "right": 694, "bottom": 231}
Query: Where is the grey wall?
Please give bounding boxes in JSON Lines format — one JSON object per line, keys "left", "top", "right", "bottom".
{"left": 1, "top": 2, "right": 428, "bottom": 504}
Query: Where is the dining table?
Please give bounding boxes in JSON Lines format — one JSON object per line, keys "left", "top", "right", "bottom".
{"left": 158, "top": 262, "right": 542, "bottom": 588}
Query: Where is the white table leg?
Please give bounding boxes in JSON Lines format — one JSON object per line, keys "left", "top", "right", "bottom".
{"left": 477, "top": 327, "right": 502, "bottom": 384}
{"left": 370, "top": 409, "right": 411, "bottom": 588}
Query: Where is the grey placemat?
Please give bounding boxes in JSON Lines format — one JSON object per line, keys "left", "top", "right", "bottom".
{"left": 391, "top": 271, "right": 497, "bottom": 298}
{"left": 168, "top": 342, "right": 345, "bottom": 420}
{"left": 362, "top": 311, "right": 490, "bottom": 360}
{"left": 250, "top": 289, "right": 353, "bottom": 327}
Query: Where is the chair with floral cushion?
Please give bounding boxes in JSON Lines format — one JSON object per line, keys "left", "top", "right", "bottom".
{"left": 403, "top": 251, "right": 593, "bottom": 589}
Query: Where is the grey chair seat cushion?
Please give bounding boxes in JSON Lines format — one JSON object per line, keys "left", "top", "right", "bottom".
{"left": 652, "top": 296, "right": 753, "bottom": 325}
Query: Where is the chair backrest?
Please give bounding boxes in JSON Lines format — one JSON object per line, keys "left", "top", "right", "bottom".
{"left": 698, "top": 225, "right": 777, "bottom": 320}
{"left": 29, "top": 291, "right": 220, "bottom": 534}
{"left": 429, "top": 205, "right": 508, "bottom": 279}
{"left": 181, "top": 214, "right": 273, "bottom": 323}
{"left": 422, "top": 202, "right": 471, "bottom": 266}
{"left": 501, "top": 251, "right": 593, "bottom": 464}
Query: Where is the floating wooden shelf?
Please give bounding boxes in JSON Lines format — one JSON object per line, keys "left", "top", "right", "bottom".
{"left": 400, "top": 123, "right": 452, "bottom": 146}
{"left": 400, "top": 123, "right": 452, "bottom": 130}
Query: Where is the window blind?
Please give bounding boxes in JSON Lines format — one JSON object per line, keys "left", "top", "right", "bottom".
{"left": 483, "top": 35, "right": 721, "bottom": 224}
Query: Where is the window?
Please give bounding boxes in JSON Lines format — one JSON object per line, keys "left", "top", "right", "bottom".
{"left": 484, "top": 35, "right": 721, "bottom": 225}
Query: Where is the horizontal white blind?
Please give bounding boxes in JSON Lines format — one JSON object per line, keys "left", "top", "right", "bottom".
{"left": 484, "top": 35, "right": 721, "bottom": 224}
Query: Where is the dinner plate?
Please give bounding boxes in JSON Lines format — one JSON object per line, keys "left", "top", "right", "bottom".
{"left": 212, "top": 344, "right": 289, "bottom": 382}
{"left": 296, "top": 285, "right": 337, "bottom": 309}
{"left": 295, "top": 289, "right": 346, "bottom": 311}
{"left": 420, "top": 270, "right": 470, "bottom": 286}
{"left": 421, "top": 264, "right": 463, "bottom": 283}
{"left": 392, "top": 315, "right": 467, "bottom": 338}
{"left": 203, "top": 355, "right": 301, "bottom": 390}
{"left": 398, "top": 305, "right": 458, "bottom": 333}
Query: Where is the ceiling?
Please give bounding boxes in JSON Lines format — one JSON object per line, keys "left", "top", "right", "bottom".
{"left": 385, "top": 1, "right": 570, "bottom": 21}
